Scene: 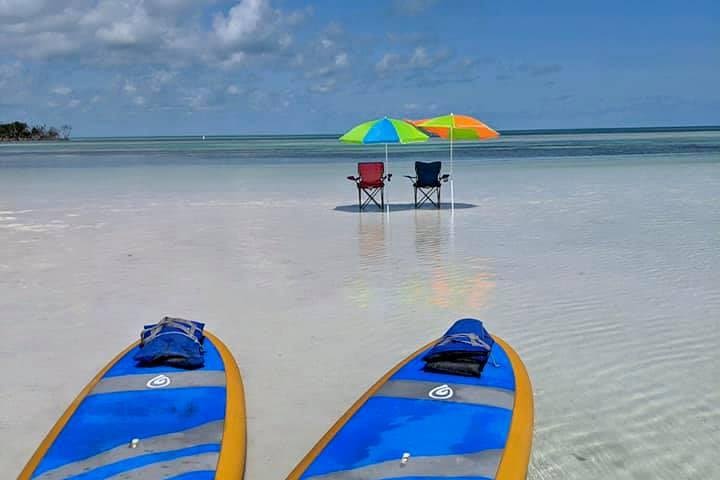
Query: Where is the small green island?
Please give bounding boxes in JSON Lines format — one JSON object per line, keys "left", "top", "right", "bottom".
{"left": 0, "top": 121, "right": 72, "bottom": 142}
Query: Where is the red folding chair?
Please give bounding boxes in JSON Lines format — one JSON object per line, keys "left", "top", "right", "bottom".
{"left": 347, "top": 162, "right": 392, "bottom": 211}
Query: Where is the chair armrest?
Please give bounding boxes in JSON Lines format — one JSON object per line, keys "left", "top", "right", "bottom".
{"left": 440, "top": 174, "right": 450, "bottom": 182}
{"left": 347, "top": 175, "right": 358, "bottom": 182}
{"left": 404, "top": 175, "right": 417, "bottom": 180}
{"left": 385, "top": 173, "right": 393, "bottom": 182}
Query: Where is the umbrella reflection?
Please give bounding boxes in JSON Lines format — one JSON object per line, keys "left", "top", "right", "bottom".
{"left": 358, "top": 215, "right": 386, "bottom": 261}
{"left": 345, "top": 215, "right": 387, "bottom": 309}
{"left": 345, "top": 210, "right": 495, "bottom": 311}
{"left": 412, "top": 210, "right": 495, "bottom": 310}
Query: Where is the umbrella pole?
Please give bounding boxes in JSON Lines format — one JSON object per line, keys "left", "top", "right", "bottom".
{"left": 450, "top": 125, "right": 455, "bottom": 212}
{"left": 385, "top": 143, "right": 390, "bottom": 217}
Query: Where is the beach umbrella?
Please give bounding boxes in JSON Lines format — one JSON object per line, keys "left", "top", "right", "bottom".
{"left": 340, "top": 116, "right": 429, "bottom": 212}
{"left": 414, "top": 113, "right": 499, "bottom": 210}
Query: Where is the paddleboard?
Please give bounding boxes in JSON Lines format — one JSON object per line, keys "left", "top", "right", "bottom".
{"left": 18, "top": 330, "right": 245, "bottom": 480}
{"left": 287, "top": 323, "right": 533, "bottom": 480}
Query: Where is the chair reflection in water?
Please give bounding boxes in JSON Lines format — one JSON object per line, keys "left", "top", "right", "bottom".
{"left": 347, "top": 161, "right": 392, "bottom": 211}
{"left": 405, "top": 161, "right": 449, "bottom": 208}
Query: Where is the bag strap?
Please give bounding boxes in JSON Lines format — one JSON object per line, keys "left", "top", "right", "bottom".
{"left": 141, "top": 317, "right": 203, "bottom": 346}
{"left": 439, "top": 332, "right": 492, "bottom": 351}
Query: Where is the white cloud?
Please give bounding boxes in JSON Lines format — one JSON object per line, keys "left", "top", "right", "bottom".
{"left": 308, "top": 78, "right": 336, "bottom": 94}
{"left": 0, "top": 0, "right": 306, "bottom": 67}
{"left": 211, "top": 0, "right": 302, "bottom": 67}
{"left": 150, "top": 70, "right": 177, "bottom": 91}
{"left": 123, "top": 80, "right": 137, "bottom": 94}
{"left": 84, "top": 1, "right": 162, "bottom": 47}
{"left": 212, "top": 0, "right": 267, "bottom": 46}
{"left": 278, "top": 32, "right": 292, "bottom": 49}
{"left": 324, "top": 21, "right": 343, "bottom": 37}
{"left": 185, "top": 87, "right": 217, "bottom": 110}
{"left": 22, "top": 32, "right": 81, "bottom": 59}
{"left": 0, "top": 0, "right": 50, "bottom": 19}
{"left": 404, "top": 102, "right": 438, "bottom": 112}
{"left": 145, "top": 0, "right": 197, "bottom": 14}
{"left": 52, "top": 86, "right": 72, "bottom": 95}
{"left": 409, "top": 47, "right": 431, "bottom": 68}
{"left": 376, "top": 53, "right": 400, "bottom": 73}
{"left": 376, "top": 47, "right": 448, "bottom": 75}
{"left": 294, "top": 27, "right": 353, "bottom": 93}
{"left": 219, "top": 52, "right": 247, "bottom": 69}
{"left": 393, "top": 0, "right": 439, "bottom": 15}
{"left": 305, "top": 51, "right": 350, "bottom": 80}
{"left": 334, "top": 52, "right": 348, "bottom": 67}
{"left": 285, "top": 6, "right": 312, "bottom": 26}
{"left": 0, "top": 1, "right": 327, "bottom": 112}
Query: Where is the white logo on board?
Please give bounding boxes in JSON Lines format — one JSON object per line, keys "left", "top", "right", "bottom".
{"left": 146, "top": 374, "right": 171, "bottom": 389}
{"left": 428, "top": 384, "right": 454, "bottom": 400}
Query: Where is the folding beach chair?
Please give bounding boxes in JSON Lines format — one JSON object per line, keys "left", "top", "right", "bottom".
{"left": 347, "top": 162, "right": 392, "bottom": 211}
{"left": 405, "top": 161, "right": 450, "bottom": 208}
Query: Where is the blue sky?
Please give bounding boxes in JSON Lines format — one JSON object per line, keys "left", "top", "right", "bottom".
{"left": 1, "top": 0, "right": 718, "bottom": 136}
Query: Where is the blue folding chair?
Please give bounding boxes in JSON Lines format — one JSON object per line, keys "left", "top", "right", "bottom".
{"left": 405, "top": 161, "right": 450, "bottom": 208}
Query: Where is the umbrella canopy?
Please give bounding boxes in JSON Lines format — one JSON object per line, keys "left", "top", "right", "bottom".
{"left": 340, "top": 117, "right": 428, "bottom": 214}
{"left": 414, "top": 114, "right": 499, "bottom": 140}
{"left": 414, "top": 113, "right": 499, "bottom": 210}
{"left": 340, "top": 117, "right": 429, "bottom": 144}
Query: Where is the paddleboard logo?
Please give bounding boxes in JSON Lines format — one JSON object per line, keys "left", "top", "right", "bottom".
{"left": 146, "top": 374, "right": 171, "bottom": 389}
{"left": 428, "top": 384, "right": 454, "bottom": 400}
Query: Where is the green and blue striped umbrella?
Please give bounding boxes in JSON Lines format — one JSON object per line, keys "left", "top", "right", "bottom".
{"left": 340, "top": 117, "right": 428, "bottom": 213}
{"left": 340, "top": 117, "right": 429, "bottom": 144}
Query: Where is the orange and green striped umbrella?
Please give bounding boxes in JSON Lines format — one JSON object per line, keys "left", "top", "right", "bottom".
{"left": 412, "top": 113, "right": 499, "bottom": 209}
{"left": 413, "top": 114, "right": 499, "bottom": 140}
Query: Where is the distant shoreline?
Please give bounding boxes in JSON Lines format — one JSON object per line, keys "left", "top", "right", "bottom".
{"left": 0, "top": 121, "right": 71, "bottom": 143}
{"left": 0, "top": 137, "right": 69, "bottom": 143}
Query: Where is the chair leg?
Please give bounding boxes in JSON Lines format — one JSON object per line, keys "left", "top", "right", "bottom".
{"left": 417, "top": 187, "right": 438, "bottom": 208}
{"left": 360, "top": 187, "right": 383, "bottom": 210}
{"left": 414, "top": 187, "right": 418, "bottom": 208}
{"left": 381, "top": 187, "right": 384, "bottom": 210}
{"left": 358, "top": 187, "right": 362, "bottom": 211}
{"left": 437, "top": 187, "right": 441, "bottom": 209}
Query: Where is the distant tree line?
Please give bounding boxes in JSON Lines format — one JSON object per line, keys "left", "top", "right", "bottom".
{"left": 0, "top": 121, "right": 72, "bottom": 142}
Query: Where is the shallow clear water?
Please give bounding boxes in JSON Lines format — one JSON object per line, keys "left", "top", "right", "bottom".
{"left": 1, "top": 130, "right": 719, "bottom": 479}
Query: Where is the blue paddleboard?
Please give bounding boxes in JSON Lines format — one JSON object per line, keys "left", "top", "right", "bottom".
{"left": 19, "top": 331, "right": 245, "bottom": 480}
{"left": 287, "top": 321, "right": 533, "bottom": 480}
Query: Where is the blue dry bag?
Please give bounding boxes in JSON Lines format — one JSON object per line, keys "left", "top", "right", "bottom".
{"left": 422, "top": 318, "right": 494, "bottom": 377}
{"left": 134, "top": 316, "right": 205, "bottom": 369}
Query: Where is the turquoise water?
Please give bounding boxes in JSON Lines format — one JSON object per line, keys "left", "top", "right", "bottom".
{"left": 1, "top": 128, "right": 719, "bottom": 479}
{"left": 1, "top": 128, "right": 719, "bottom": 167}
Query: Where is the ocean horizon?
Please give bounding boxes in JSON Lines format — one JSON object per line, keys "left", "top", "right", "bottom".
{"left": 4, "top": 124, "right": 719, "bottom": 141}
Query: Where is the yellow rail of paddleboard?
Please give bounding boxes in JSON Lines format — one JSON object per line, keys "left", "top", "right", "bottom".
{"left": 286, "top": 336, "right": 534, "bottom": 480}
{"left": 17, "top": 331, "right": 246, "bottom": 480}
